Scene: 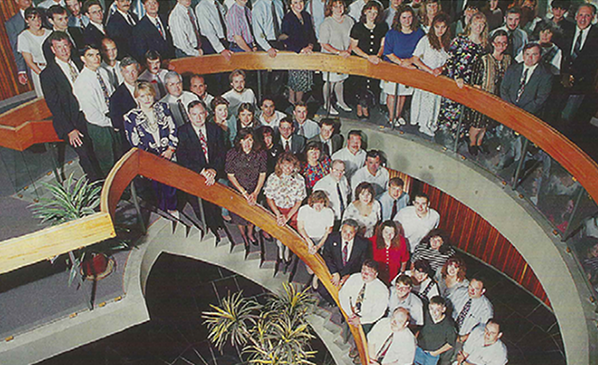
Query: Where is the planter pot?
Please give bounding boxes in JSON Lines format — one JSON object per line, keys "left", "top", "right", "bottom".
{"left": 81, "top": 253, "right": 115, "bottom": 281}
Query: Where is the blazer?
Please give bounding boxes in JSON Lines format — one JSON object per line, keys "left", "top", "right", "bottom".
{"left": 131, "top": 15, "right": 175, "bottom": 63}
{"left": 307, "top": 133, "right": 343, "bottom": 157}
{"left": 561, "top": 24, "right": 598, "bottom": 94}
{"left": 109, "top": 83, "right": 137, "bottom": 131}
{"left": 106, "top": 10, "right": 138, "bottom": 58}
{"left": 177, "top": 122, "right": 227, "bottom": 177}
{"left": 83, "top": 22, "right": 107, "bottom": 47}
{"left": 5, "top": 11, "right": 27, "bottom": 73}
{"left": 42, "top": 29, "right": 83, "bottom": 66}
{"left": 276, "top": 134, "right": 306, "bottom": 155}
{"left": 322, "top": 232, "right": 371, "bottom": 278}
{"left": 500, "top": 62, "right": 552, "bottom": 116}
{"left": 40, "top": 62, "right": 87, "bottom": 140}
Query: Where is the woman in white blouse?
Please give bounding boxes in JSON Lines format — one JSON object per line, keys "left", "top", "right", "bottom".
{"left": 342, "top": 181, "right": 381, "bottom": 238}
{"left": 17, "top": 8, "right": 51, "bottom": 97}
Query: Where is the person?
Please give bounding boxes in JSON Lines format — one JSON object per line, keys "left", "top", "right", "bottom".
{"left": 109, "top": 56, "right": 139, "bottom": 140}
{"left": 319, "top": 0, "right": 355, "bottom": 116}
{"left": 410, "top": 13, "right": 451, "bottom": 137}
{"left": 348, "top": 0, "right": 378, "bottom": 22}
{"left": 100, "top": 38, "right": 123, "bottom": 89}
{"left": 539, "top": 0, "right": 573, "bottom": 51}
{"left": 350, "top": 1, "right": 388, "bottom": 119}
{"left": 412, "top": 229, "right": 455, "bottom": 274}
{"left": 449, "top": 276, "right": 494, "bottom": 342}
{"left": 452, "top": 3, "right": 480, "bottom": 39}
{"left": 491, "top": 7, "right": 528, "bottom": 57}
{"left": 343, "top": 182, "right": 381, "bottom": 238}
{"left": 394, "top": 192, "right": 440, "bottom": 252}
{"left": 222, "top": 69, "right": 257, "bottom": 115}
{"left": 409, "top": 259, "right": 440, "bottom": 302}
{"left": 225, "top": 128, "right": 268, "bottom": 248}
{"left": 160, "top": 71, "right": 200, "bottom": 127}
{"left": 106, "top": 0, "right": 138, "bottom": 58}
{"left": 131, "top": 0, "right": 175, "bottom": 63}
{"left": 73, "top": 43, "right": 121, "bottom": 177}
{"left": 331, "top": 130, "right": 366, "bottom": 179}
{"left": 307, "top": 0, "right": 326, "bottom": 40}
{"left": 369, "top": 220, "right": 409, "bottom": 284}
{"left": 42, "top": 5, "right": 82, "bottom": 65}
{"left": 388, "top": 274, "right": 424, "bottom": 326}
{"left": 277, "top": 117, "right": 306, "bottom": 155}
{"left": 66, "top": 0, "right": 89, "bottom": 29}
{"left": 378, "top": 177, "right": 410, "bottom": 221}
{"left": 123, "top": 81, "right": 178, "bottom": 214}
{"left": 307, "top": 118, "right": 343, "bottom": 157}
{"left": 258, "top": 126, "right": 283, "bottom": 174}
{"left": 293, "top": 101, "right": 320, "bottom": 139}
{"left": 419, "top": 0, "right": 441, "bottom": 33}
{"left": 83, "top": 0, "right": 106, "bottom": 47}
{"left": 516, "top": 21, "right": 561, "bottom": 76}
{"left": 177, "top": 100, "right": 228, "bottom": 234}
{"left": 251, "top": 0, "right": 285, "bottom": 57}
{"left": 382, "top": 5, "right": 425, "bottom": 126}
{"left": 436, "top": 11, "right": 487, "bottom": 144}
{"left": 235, "top": 103, "right": 257, "bottom": 133}
{"left": 302, "top": 141, "right": 332, "bottom": 191}
{"left": 211, "top": 96, "right": 237, "bottom": 147}
{"left": 298, "top": 190, "right": 335, "bottom": 257}
{"left": 17, "top": 8, "right": 52, "bottom": 97}
{"left": 500, "top": 43, "right": 552, "bottom": 116}
{"left": 226, "top": 0, "right": 257, "bottom": 52}
{"left": 414, "top": 296, "right": 457, "bottom": 365}
{"left": 39, "top": 0, "right": 65, "bottom": 8}
{"left": 6, "top": 0, "right": 33, "bottom": 88}
{"left": 339, "top": 260, "right": 389, "bottom": 333}
{"left": 464, "top": 29, "right": 511, "bottom": 155}
{"left": 190, "top": 74, "right": 215, "bottom": 111}
{"left": 313, "top": 159, "right": 351, "bottom": 224}
{"left": 40, "top": 31, "right": 102, "bottom": 182}
{"left": 169, "top": 0, "right": 204, "bottom": 58}
{"left": 258, "top": 96, "right": 286, "bottom": 129}
{"left": 519, "top": 0, "right": 541, "bottom": 35}
{"left": 456, "top": 320, "right": 508, "bottom": 365}
{"left": 138, "top": 50, "right": 168, "bottom": 100}
{"left": 437, "top": 256, "right": 469, "bottom": 298}
{"left": 351, "top": 150, "right": 389, "bottom": 197}
{"left": 195, "top": 0, "right": 233, "bottom": 59}
{"left": 281, "top": 0, "right": 317, "bottom": 105}
{"left": 264, "top": 152, "right": 307, "bottom": 261}
{"left": 368, "top": 307, "right": 417, "bottom": 365}
{"left": 382, "top": 0, "right": 402, "bottom": 29}
{"left": 483, "top": 0, "right": 503, "bottom": 31}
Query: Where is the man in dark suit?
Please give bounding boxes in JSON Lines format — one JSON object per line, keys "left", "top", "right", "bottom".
{"left": 500, "top": 43, "right": 552, "bottom": 116}
{"left": 106, "top": 0, "right": 138, "bottom": 58}
{"left": 559, "top": 3, "right": 598, "bottom": 126}
{"left": 42, "top": 6, "right": 83, "bottom": 65}
{"left": 177, "top": 100, "right": 228, "bottom": 235}
{"left": 277, "top": 118, "right": 306, "bottom": 155}
{"left": 40, "top": 31, "right": 102, "bottom": 182}
{"left": 307, "top": 118, "right": 343, "bottom": 158}
{"left": 317, "top": 219, "right": 371, "bottom": 304}
{"left": 109, "top": 56, "right": 138, "bottom": 147}
{"left": 83, "top": 0, "right": 107, "bottom": 46}
{"left": 5, "top": 0, "right": 31, "bottom": 87}
{"left": 130, "top": 0, "right": 174, "bottom": 63}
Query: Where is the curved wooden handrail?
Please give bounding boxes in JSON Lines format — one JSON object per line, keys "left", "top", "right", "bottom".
{"left": 0, "top": 98, "right": 59, "bottom": 151}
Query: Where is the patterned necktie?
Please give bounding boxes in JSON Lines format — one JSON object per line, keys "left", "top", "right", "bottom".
{"left": 155, "top": 18, "right": 165, "bottom": 39}
{"left": 391, "top": 199, "right": 398, "bottom": 219}
{"left": 571, "top": 31, "right": 582, "bottom": 60}
{"left": 127, "top": 13, "right": 136, "bottom": 26}
{"left": 456, "top": 298, "right": 472, "bottom": 329}
{"left": 68, "top": 62, "right": 78, "bottom": 83}
{"left": 177, "top": 99, "right": 191, "bottom": 124}
{"left": 187, "top": 7, "right": 202, "bottom": 49}
{"left": 342, "top": 242, "right": 348, "bottom": 265}
{"left": 354, "top": 283, "right": 366, "bottom": 313}
{"left": 298, "top": 124, "right": 305, "bottom": 137}
{"left": 96, "top": 71, "right": 111, "bottom": 108}
{"left": 515, "top": 68, "right": 529, "bottom": 103}
{"left": 216, "top": 0, "right": 227, "bottom": 35}
{"left": 271, "top": 0, "right": 280, "bottom": 39}
{"left": 285, "top": 140, "right": 290, "bottom": 152}
{"left": 375, "top": 333, "right": 394, "bottom": 363}
{"left": 198, "top": 128, "right": 209, "bottom": 163}
{"left": 337, "top": 182, "right": 345, "bottom": 215}
{"left": 244, "top": 7, "right": 255, "bottom": 44}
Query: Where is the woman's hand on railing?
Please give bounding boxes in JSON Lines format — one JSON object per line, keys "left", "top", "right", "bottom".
{"left": 161, "top": 147, "right": 175, "bottom": 160}
{"left": 367, "top": 55, "right": 380, "bottom": 65}
{"left": 200, "top": 168, "right": 217, "bottom": 186}
{"left": 455, "top": 78, "right": 465, "bottom": 89}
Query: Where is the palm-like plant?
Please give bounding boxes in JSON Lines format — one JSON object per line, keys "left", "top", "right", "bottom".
{"left": 202, "top": 283, "right": 317, "bottom": 364}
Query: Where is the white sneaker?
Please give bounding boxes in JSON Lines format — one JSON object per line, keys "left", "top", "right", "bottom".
{"left": 398, "top": 117, "right": 406, "bottom": 125}
{"left": 328, "top": 105, "right": 339, "bottom": 115}
{"left": 336, "top": 103, "right": 352, "bottom": 112}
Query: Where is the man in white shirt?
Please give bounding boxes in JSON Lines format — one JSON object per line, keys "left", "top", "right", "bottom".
{"left": 394, "top": 192, "right": 440, "bottom": 252}
{"left": 100, "top": 38, "right": 124, "bottom": 89}
{"left": 368, "top": 307, "right": 417, "bottom": 365}
{"left": 138, "top": 49, "right": 169, "bottom": 100}
{"left": 73, "top": 43, "right": 121, "bottom": 177}
{"left": 388, "top": 274, "right": 424, "bottom": 326}
{"left": 331, "top": 130, "right": 366, "bottom": 179}
{"left": 293, "top": 101, "right": 319, "bottom": 139}
{"left": 351, "top": 150, "right": 389, "bottom": 197}
{"left": 160, "top": 71, "right": 200, "bottom": 127}
{"left": 169, "top": 0, "right": 204, "bottom": 58}
{"left": 449, "top": 277, "right": 494, "bottom": 343}
{"left": 313, "top": 159, "right": 351, "bottom": 224}
{"left": 66, "top": 0, "right": 90, "bottom": 29}
{"left": 251, "top": 0, "right": 284, "bottom": 57}
{"left": 39, "top": 0, "right": 66, "bottom": 9}
{"left": 190, "top": 74, "right": 215, "bottom": 111}
{"left": 195, "top": 0, "right": 233, "bottom": 59}
{"left": 258, "top": 96, "right": 286, "bottom": 129}
{"left": 457, "top": 320, "right": 507, "bottom": 365}
{"left": 222, "top": 69, "right": 257, "bottom": 115}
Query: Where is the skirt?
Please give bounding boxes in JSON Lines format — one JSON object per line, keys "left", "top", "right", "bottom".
{"left": 288, "top": 70, "right": 314, "bottom": 92}
{"left": 381, "top": 80, "right": 414, "bottom": 96}
{"left": 322, "top": 71, "right": 348, "bottom": 83}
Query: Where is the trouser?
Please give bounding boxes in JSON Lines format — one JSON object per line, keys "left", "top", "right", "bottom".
{"left": 414, "top": 347, "right": 440, "bottom": 365}
{"left": 69, "top": 134, "right": 102, "bottom": 182}
{"left": 86, "top": 123, "right": 121, "bottom": 178}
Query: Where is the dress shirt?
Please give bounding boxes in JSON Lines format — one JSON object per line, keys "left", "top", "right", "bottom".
{"left": 462, "top": 325, "right": 508, "bottom": 365}
{"left": 39, "top": 0, "right": 65, "bottom": 8}
{"left": 192, "top": 123, "right": 209, "bottom": 159}
{"left": 351, "top": 166, "right": 389, "bottom": 197}
{"left": 169, "top": 3, "right": 202, "bottom": 57}
{"left": 378, "top": 191, "right": 410, "bottom": 221}
{"left": 313, "top": 174, "right": 351, "bottom": 219}
{"left": 406, "top": 271, "right": 440, "bottom": 301}
{"left": 222, "top": 88, "right": 257, "bottom": 114}
{"left": 259, "top": 110, "right": 286, "bottom": 128}
{"left": 383, "top": 7, "right": 397, "bottom": 29}
{"left": 55, "top": 57, "right": 79, "bottom": 88}
{"left": 117, "top": 8, "right": 137, "bottom": 26}
{"left": 491, "top": 26, "right": 528, "bottom": 56}
{"left": 226, "top": 2, "right": 254, "bottom": 45}
{"left": 387, "top": 291, "right": 424, "bottom": 325}
{"left": 160, "top": 91, "right": 200, "bottom": 124}
{"left": 251, "top": 0, "right": 285, "bottom": 51}
{"left": 331, "top": 147, "right": 366, "bottom": 179}
{"left": 201, "top": 93, "right": 215, "bottom": 110}
{"left": 196, "top": 0, "right": 228, "bottom": 54}
{"left": 394, "top": 206, "right": 440, "bottom": 252}
{"left": 520, "top": 63, "right": 538, "bottom": 84}
{"left": 138, "top": 69, "right": 169, "bottom": 100}
{"left": 69, "top": 14, "right": 90, "bottom": 28}
{"left": 368, "top": 318, "right": 417, "bottom": 365}
{"left": 571, "top": 25, "right": 591, "bottom": 54}
{"left": 339, "top": 273, "right": 389, "bottom": 324}
{"left": 73, "top": 67, "right": 115, "bottom": 128}
{"left": 294, "top": 119, "right": 320, "bottom": 139}
{"left": 101, "top": 60, "right": 124, "bottom": 88}
{"left": 449, "top": 287, "right": 493, "bottom": 336}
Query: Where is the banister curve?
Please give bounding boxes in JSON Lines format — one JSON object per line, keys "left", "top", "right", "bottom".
{"left": 100, "top": 148, "right": 370, "bottom": 364}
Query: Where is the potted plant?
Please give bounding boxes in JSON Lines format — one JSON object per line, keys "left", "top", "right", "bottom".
{"left": 203, "top": 282, "right": 318, "bottom": 364}
{"left": 30, "top": 174, "right": 129, "bottom": 287}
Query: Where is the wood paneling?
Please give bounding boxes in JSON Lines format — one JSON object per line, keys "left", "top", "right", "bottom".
{"left": 0, "top": 1, "right": 33, "bottom": 100}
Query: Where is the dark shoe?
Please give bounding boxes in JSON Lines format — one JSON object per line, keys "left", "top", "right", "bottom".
{"left": 478, "top": 144, "right": 489, "bottom": 154}
{"left": 468, "top": 144, "right": 478, "bottom": 156}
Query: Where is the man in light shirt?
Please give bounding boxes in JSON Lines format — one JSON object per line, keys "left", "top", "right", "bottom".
{"left": 331, "top": 130, "right": 366, "bottom": 179}
{"left": 169, "top": 0, "right": 204, "bottom": 57}
{"left": 100, "top": 38, "right": 124, "bottom": 89}
{"left": 368, "top": 307, "right": 417, "bottom": 365}
{"left": 351, "top": 150, "right": 389, "bottom": 197}
{"left": 394, "top": 192, "right": 440, "bottom": 252}
{"left": 293, "top": 101, "right": 319, "bottom": 139}
{"left": 313, "top": 159, "right": 351, "bottom": 226}
{"left": 222, "top": 69, "right": 257, "bottom": 115}
{"left": 258, "top": 96, "right": 286, "bottom": 129}
{"left": 160, "top": 71, "right": 200, "bottom": 127}
{"left": 190, "top": 74, "right": 215, "bottom": 111}
{"left": 457, "top": 320, "right": 507, "bottom": 365}
{"left": 195, "top": 0, "right": 233, "bottom": 59}
{"left": 138, "top": 50, "right": 169, "bottom": 100}
{"left": 378, "top": 177, "right": 410, "bottom": 221}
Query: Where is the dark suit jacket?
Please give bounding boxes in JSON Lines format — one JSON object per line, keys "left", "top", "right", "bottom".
{"left": 130, "top": 15, "right": 175, "bottom": 62}
{"left": 307, "top": 134, "right": 343, "bottom": 157}
{"left": 561, "top": 24, "right": 598, "bottom": 94}
{"left": 109, "top": 83, "right": 137, "bottom": 131}
{"left": 69, "top": 26, "right": 85, "bottom": 52}
{"left": 500, "top": 62, "right": 552, "bottom": 116}
{"left": 42, "top": 29, "right": 83, "bottom": 66}
{"left": 106, "top": 10, "right": 138, "bottom": 58}
{"left": 5, "top": 11, "right": 26, "bottom": 73}
{"left": 84, "top": 22, "right": 107, "bottom": 47}
{"left": 322, "top": 232, "right": 370, "bottom": 278}
{"left": 40, "top": 62, "right": 87, "bottom": 139}
{"left": 177, "top": 122, "right": 227, "bottom": 177}
{"left": 276, "top": 134, "right": 306, "bottom": 155}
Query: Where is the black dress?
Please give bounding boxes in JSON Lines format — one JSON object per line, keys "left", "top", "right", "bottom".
{"left": 350, "top": 21, "right": 389, "bottom": 107}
